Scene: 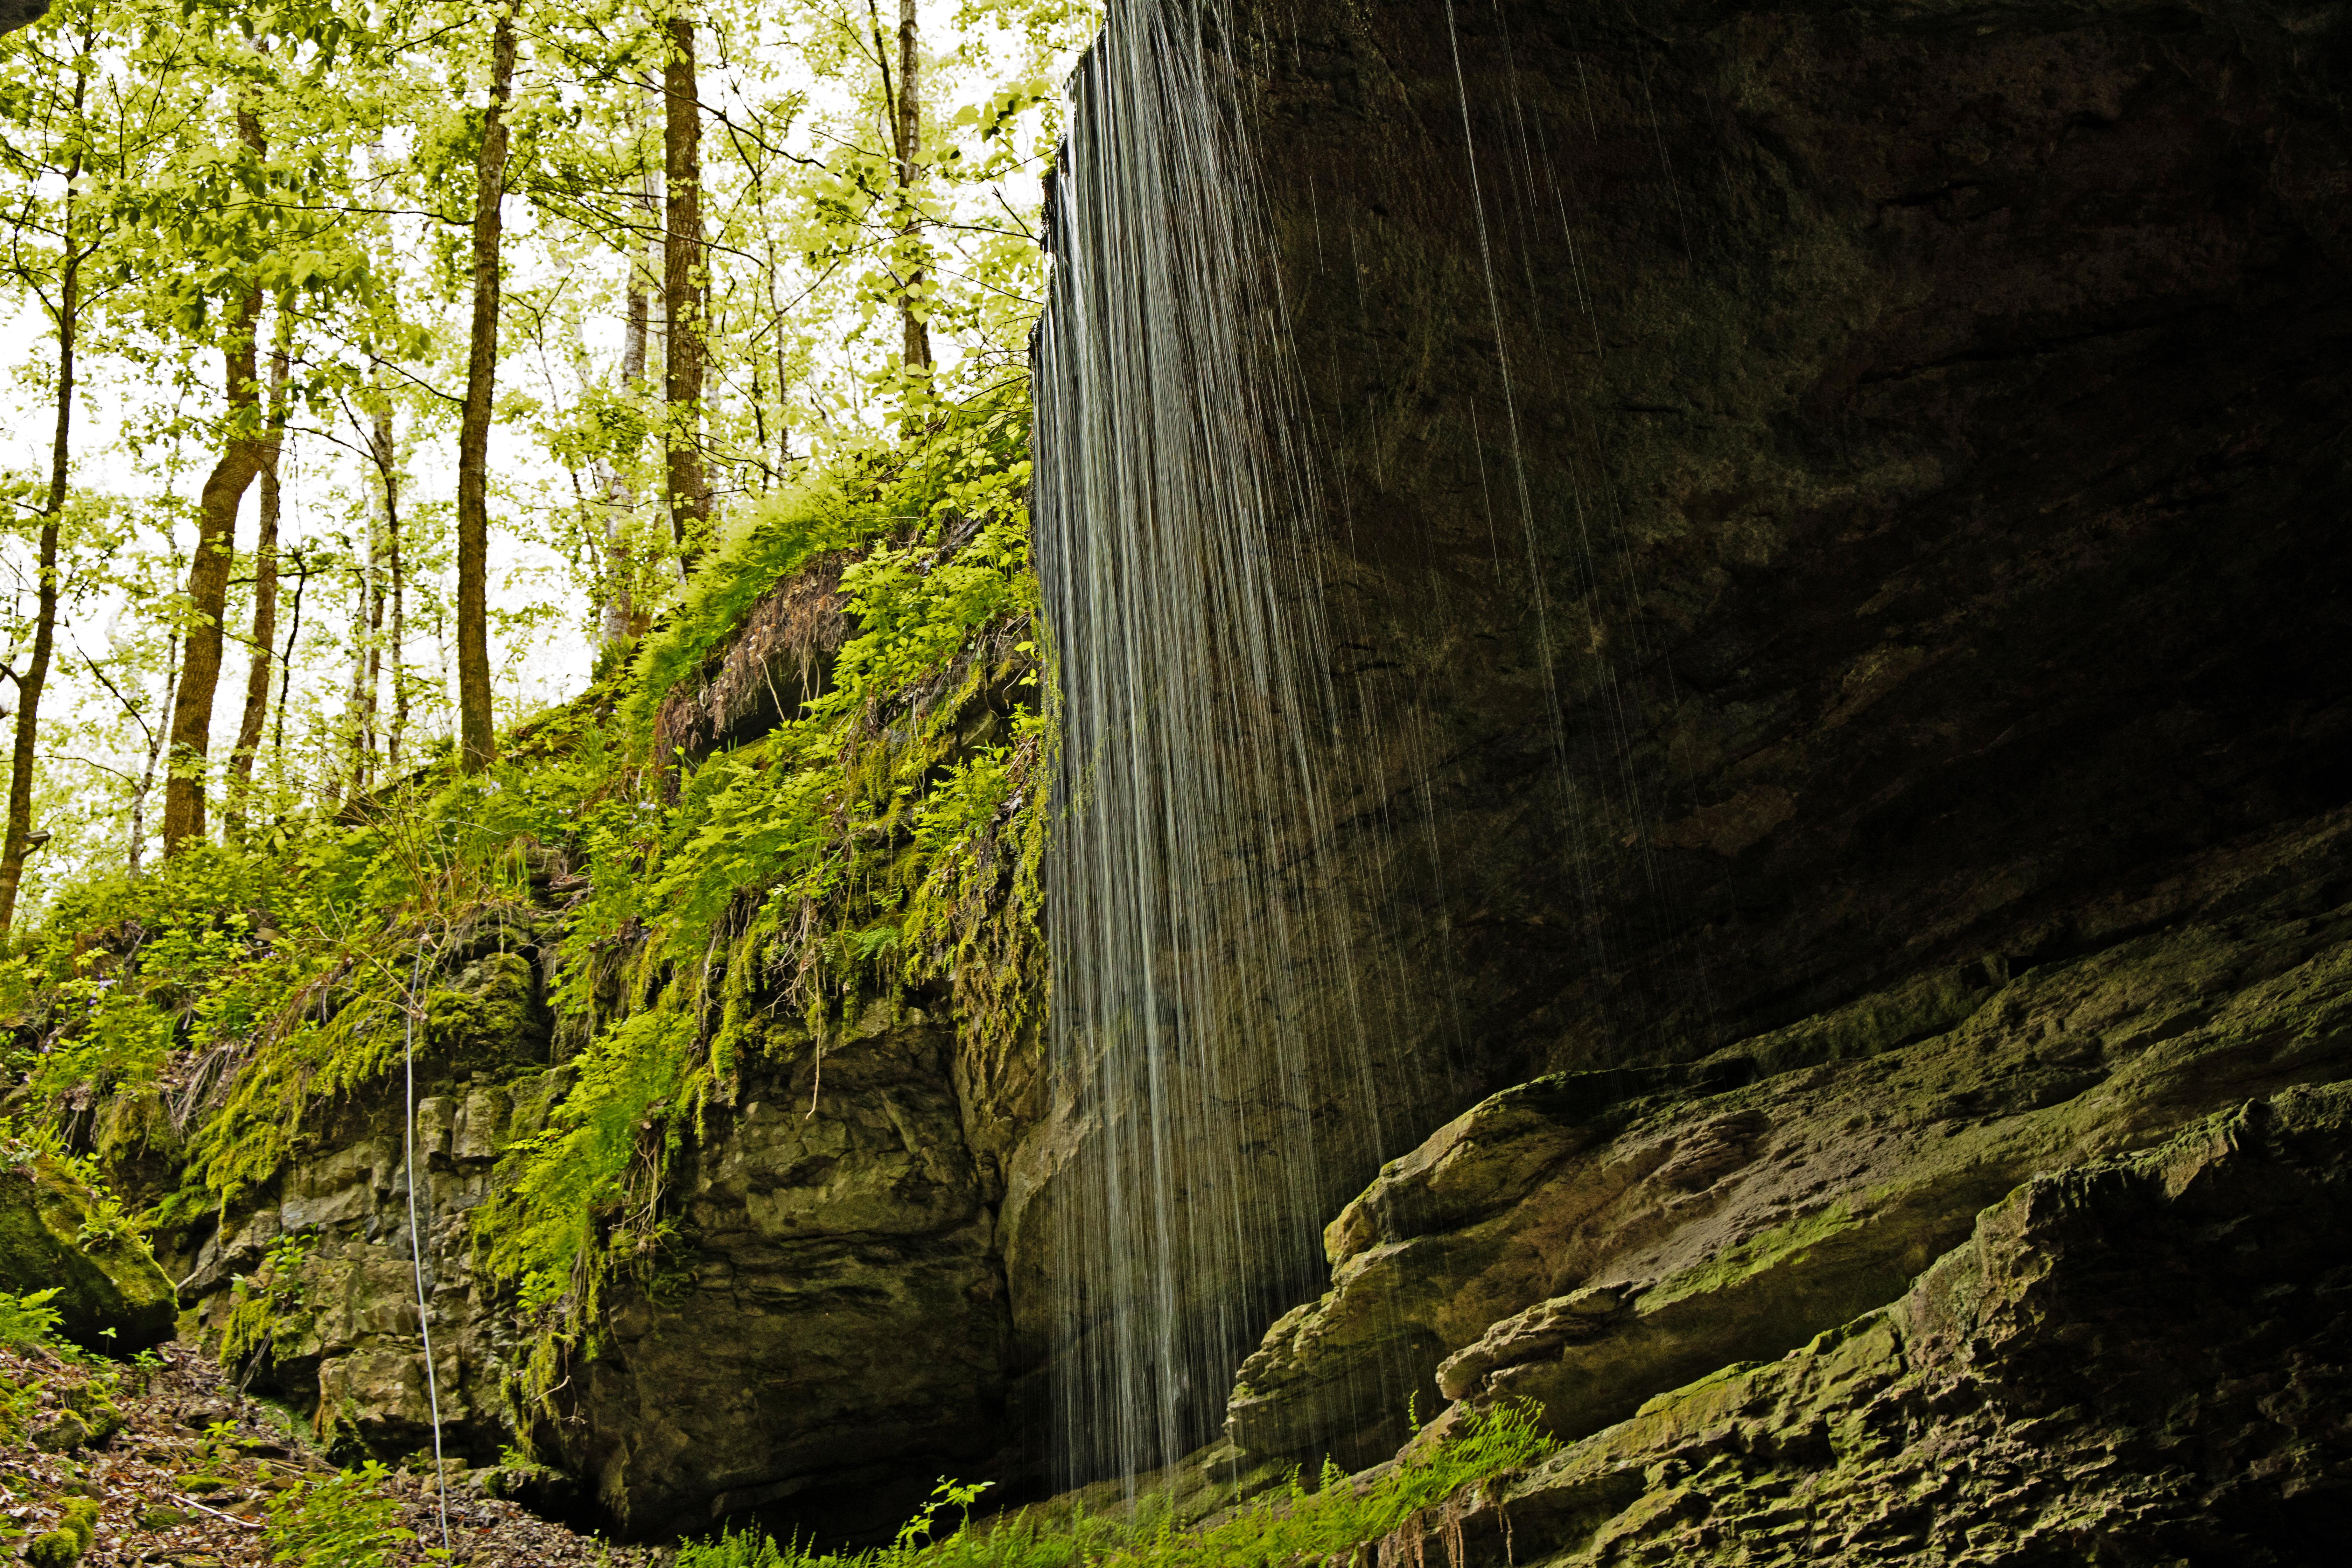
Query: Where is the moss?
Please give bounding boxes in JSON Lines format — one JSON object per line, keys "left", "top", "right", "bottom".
{"left": 424, "top": 950, "right": 550, "bottom": 1073}
{"left": 25, "top": 1530, "right": 83, "bottom": 1567}
{"left": 1713, "top": 965, "right": 1994, "bottom": 1079}
{"left": 25, "top": 1496, "right": 99, "bottom": 1565}
{"left": 0, "top": 1157, "right": 176, "bottom": 1352}
{"left": 58, "top": 1384, "right": 123, "bottom": 1445}
{"left": 1642, "top": 1196, "right": 1870, "bottom": 1311}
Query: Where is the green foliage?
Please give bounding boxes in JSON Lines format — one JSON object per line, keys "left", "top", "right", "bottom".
{"left": 218, "top": 1234, "right": 312, "bottom": 1371}
{"left": 5, "top": 1116, "right": 159, "bottom": 1265}
{"left": 478, "top": 383, "right": 1047, "bottom": 1400}
{"left": 5, "top": 378, "right": 1049, "bottom": 1425}
{"left": 0, "top": 1368, "right": 31, "bottom": 1440}
{"left": 0, "top": 1286, "right": 65, "bottom": 1350}
{"left": 262, "top": 1461, "right": 415, "bottom": 1568}
{"left": 674, "top": 1407, "right": 1557, "bottom": 1568}
{"left": 629, "top": 470, "right": 874, "bottom": 723}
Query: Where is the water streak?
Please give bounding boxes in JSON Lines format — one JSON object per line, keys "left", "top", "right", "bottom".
{"left": 1034, "top": 0, "right": 1371, "bottom": 1489}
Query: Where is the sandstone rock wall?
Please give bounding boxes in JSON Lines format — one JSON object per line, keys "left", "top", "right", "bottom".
{"left": 1226, "top": 805, "right": 2352, "bottom": 1470}
{"left": 166, "top": 918, "right": 1042, "bottom": 1544}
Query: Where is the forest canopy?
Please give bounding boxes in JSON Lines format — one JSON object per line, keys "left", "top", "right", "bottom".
{"left": 0, "top": 0, "right": 1092, "bottom": 922}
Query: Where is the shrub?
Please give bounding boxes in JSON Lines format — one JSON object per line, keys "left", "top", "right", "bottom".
{"left": 0, "top": 1287, "right": 64, "bottom": 1350}
{"left": 262, "top": 1462, "right": 414, "bottom": 1568}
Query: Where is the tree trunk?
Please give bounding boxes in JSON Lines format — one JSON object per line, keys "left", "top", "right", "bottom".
{"left": 162, "top": 106, "right": 272, "bottom": 854}
{"left": 896, "top": 0, "right": 930, "bottom": 370}
{"left": 371, "top": 394, "right": 407, "bottom": 774}
{"left": 270, "top": 550, "right": 308, "bottom": 777}
{"left": 769, "top": 243, "right": 791, "bottom": 474}
{"left": 223, "top": 334, "right": 289, "bottom": 841}
{"left": 127, "top": 630, "right": 178, "bottom": 880}
{"left": 600, "top": 194, "right": 654, "bottom": 650}
{"left": 343, "top": 518, "right": 382, "bottom": 800}
{"left": 455, "top": 8, "right": 517, "bottom": 774}
{"left": 664, "top": 14, "right": 709, "bottom": 566}
{"left": 0, "top": 214, "right": 76, "bottom": 931}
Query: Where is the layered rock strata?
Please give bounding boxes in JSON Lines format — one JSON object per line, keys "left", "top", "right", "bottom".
{"left": 167, "top": 915, "right": 1039, "bottom": 1542}
{"left": 1365, "top": 1081, "right": 2352, "bottom": 1565}
{"left": 1227, "top": 806, "right": 2352, "bottom": 1467}
{"left": 1011, "top": 0, "right": 2352, "bottom": 1466}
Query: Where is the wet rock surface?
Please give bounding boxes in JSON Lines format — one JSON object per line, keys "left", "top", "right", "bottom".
{"left": 1253, "top": 0, "right": 2352, "bottom": 1077}
{"left": 1228, "top": 806, "right": 2352, "bottom": 1467}
{"left": 1011, "top": 0, "right": 2352, "bottom": 1467}
{"left": 1368, "top": 1082, "right": 2352, "bottom": 1566}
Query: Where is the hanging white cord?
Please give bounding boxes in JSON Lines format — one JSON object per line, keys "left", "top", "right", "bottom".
{"left": 403, "top": 945, "right": 453, "bottom": 1555}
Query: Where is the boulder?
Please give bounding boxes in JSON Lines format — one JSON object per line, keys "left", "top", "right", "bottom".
{"left": 0, "top": 1153, "right": 176, "bottom": 1352}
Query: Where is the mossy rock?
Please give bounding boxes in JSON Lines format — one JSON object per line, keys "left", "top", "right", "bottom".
{"left": 59, "top": 1387, "right": 124, "bottom": 1446}
{"left": 0, "top": 1157, "right": 177, "bottom": 1352}
{"left": 24, "top": 1497, "right": 98, "bottom": 1566}
{"left": 424, "top": 950, "right": 550, "bottom": 1074}
{"left": 25, "top": 1530, "right": 84, "bottom": 1568}
{"left": 31, "top": 1409, "right": 89, "bottom": 1453}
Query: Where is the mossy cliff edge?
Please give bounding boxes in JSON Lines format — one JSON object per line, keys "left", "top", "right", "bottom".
{"left": 0, "top": 389, "right": 1048, "bottom": 1543}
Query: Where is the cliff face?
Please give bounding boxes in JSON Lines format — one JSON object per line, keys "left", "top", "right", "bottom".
{"left": 1365, "top": 1079, "right": 2352, "bottom": 1566}
{"left": 1006, "top": 0, "right": 2352, "bottom": 1486}
{"left": 1225, "top": 807, "right": 2352, "bottom": 1471}
{"left": 1246, "top": 0, "right": 2352, "bottom": 1094}
{"left": 170, "top": 916, "right": 1041, "bottom": 1542}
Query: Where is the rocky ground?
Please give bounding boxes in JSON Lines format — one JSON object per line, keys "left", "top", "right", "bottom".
{"left": 0, "top": 1340, "right": 653, "bottom": 1567}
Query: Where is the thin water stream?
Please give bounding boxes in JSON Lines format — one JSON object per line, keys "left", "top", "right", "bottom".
{"left": 1033, "top": 0, "right": 1402, "bottom": 1488}
{"left": 1031, "top": 0, "right": 1687, "bottom": 1492}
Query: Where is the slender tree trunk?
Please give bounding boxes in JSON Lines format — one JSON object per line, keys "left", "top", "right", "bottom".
{"left": 895, "top": 0, "right": 930, "bottom": 370}
{"left": 161, "top": 278, "right": 266, "bottom": 853}
{"left": 599, "top": 198, "right": 654, "bottom": 650}
{"left": 456, "top": 8, "right": 517, "bottom": 774}
{"left": 223, "top": 334, "right": 290, "bottom": 841}
{"left": 343, "top": 517, "right": 384, "bottom": 801}
{"left": 127, "top": 631, "right": 178, "bottom": 880}
{"left": 768, "top": 242, "right": 791, "bottom": 474}
{"left": 162, "top": 108, "right": 271, "bottom": 853}
{"left": 370, "top": 394, "right": 407, "bottom": 774}
{"left": 0, "top": 211, "right": 77, "bottom": 931}
{"left": 269, "top": 550, "right": 307, "bottom": 786}
{"left": 664, "top": 13, "right": 709, "bottom": 566}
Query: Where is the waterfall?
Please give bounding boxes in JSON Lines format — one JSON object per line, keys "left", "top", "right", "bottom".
{"left": 1033, "top": 0, "right": 1380, "bottom": 1489}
